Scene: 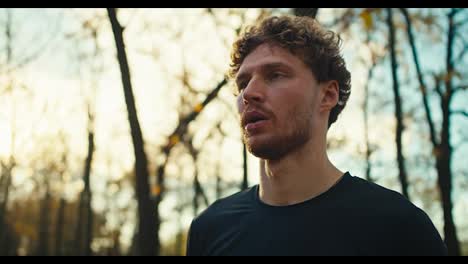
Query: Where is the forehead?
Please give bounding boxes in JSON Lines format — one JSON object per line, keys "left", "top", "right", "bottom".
{"left": 236, "top": 43, "right": 307, "bottom": 78}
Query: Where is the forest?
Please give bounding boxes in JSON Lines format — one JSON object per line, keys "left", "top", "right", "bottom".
{"left": 0, "top": 8, "right": 467, "bottom": 256}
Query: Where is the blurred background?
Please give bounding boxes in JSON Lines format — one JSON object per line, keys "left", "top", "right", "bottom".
{"left": 0, "top": 8, "right": 466, "bottom": 256}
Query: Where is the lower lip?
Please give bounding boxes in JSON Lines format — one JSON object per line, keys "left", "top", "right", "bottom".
{"left": 245, "top": 120, "right": 268, "bottom": 132}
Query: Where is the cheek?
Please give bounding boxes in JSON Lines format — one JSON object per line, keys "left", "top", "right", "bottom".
{"left": 280, "top": 95, "right": 314, "bottom": 125}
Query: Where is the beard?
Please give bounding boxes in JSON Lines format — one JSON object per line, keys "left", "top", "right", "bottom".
{"left": 242, "top": 105, "right": 312, "bottom": 160}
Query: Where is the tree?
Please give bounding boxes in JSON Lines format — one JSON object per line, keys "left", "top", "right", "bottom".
{"left": 0, "top": 9, "right": 50, "bottom": 254}
{"left": 36, "top": 167, "right": 52, "bottom": 256}
{"left": 107, "top": 8, "right": 157, "bottom": 256}
{"left": 241, "top": 143, "right": 248, "bottom": 190}
{"left": 361, "top": 32, "right": 385, "bottom": 182}
{"left": 71, "top": 17, "right": 104, "bottom": 256}
{"left": 74, "top": 102, "right": 95, "bottom": 256}
{"left": 0, "top": 10, "right": 17, "bottom": 253}
{"left": 30, "top": 136, "right": 69, "bottom": 256}
{"left": 54, "top": 134, "right": 68, "bottom": 256}
{"left": 400, "top": 8, "right": 467, "bottom": 256}
{"left": 387, "top": 8, "right": 410, "bottom": 199}
{"left": 152, "top": 76, "right": 227, "bottom": 254}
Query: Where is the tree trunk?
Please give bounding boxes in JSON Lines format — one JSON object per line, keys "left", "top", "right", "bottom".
{"left": 363, "top": 32, "right": 378, "bottom": 183}
{"left": 186, "top": 138, "right": 209, "bottom": 216}
{"left": 0, "top": 165, "right": 12, "bottom": 255}
{"left": 37, "top": 182, "right": 51, "bottom": 256}
{"left": 85, "top": 190, "right": 93, "bottom": 256}
{"left": 436, "top": 109, "right": 459, "bottom": 255}
{"left": 387, "top": 8, "right": 410, "bottom": 199}
{"left": 216, "top": 170, "right": 222, "bottom": 200}
{"left": 193, "top": 171, "right": 199, "bottom": 216}
{"left": 107, "top": 8, "right": 158, "bottom": 256}
{"left": 55, "top": 197, "right": 66, "bottom": 256}
{"left": 363, "top": 64, "right": 374, "bottom": 182}
{"left": 437, "top": 9, "right": 460, "bottom": 256}
{"left": 75, "top": 108, "right": 95, "bottom": 256}
{"left": 241, "top": 143, "right": 248, "bottom": 190}
{"left": 74, "top": 194, "right": 84, "bottom": 255}
{"left": 0, "top": 11, "right": 14, "bottom": 254}
{"left": 83, "top": 124, "right": 94, "bottom": 256}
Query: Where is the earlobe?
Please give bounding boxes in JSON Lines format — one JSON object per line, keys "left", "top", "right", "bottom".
{"left": 320, "top": 81, "right": 339, "bottom": 112}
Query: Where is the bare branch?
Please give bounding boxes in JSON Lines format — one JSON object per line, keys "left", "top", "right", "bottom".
{"left": 5, "top": 11, "right": 63, "bottom": 74}
{"left": 155, "top": 77, "right": 228, "bottom": 214}
{"left": 454, "top": 15, "right": 468, "bottom": 27}
{"left": 453, "top": 16, "right": 468, "bottom": 64}
{"left": 400, "top": 8, "right": 438, "bottom": 147}
{"left": 454, "top": 84, "right": 467, "bottom": 93}
{"left": 450, "top": 8, "right": 464, "bottom": 18}
{"left": 183, "top": 119, "right": 222, "bottom": 208}
{"left": 166, "top": 77, "right": 228, "bottom": 148}
{"left": 183, "top": 138, "right": 210, "bottom": 207}
{"left": 216, "top": 121, "right": 228, "bottom": 138}
{"left": 446, "top": 9, "right": 457, "bottom": 87}
{"left": 433, "top": 74, "right": 444, "bottom": 99}
{"left": 321, "top": 9, "right": 356, "bottom": 32}
{"left": 451, "top": 110, "right": 468, "bottom": 118}
{"left": 455, "top": 42, "right": 467, "bottom": 64}
{"left": 180, "top": 56, "right": 197, "bottom": 96}
{"left": 6, "top": 9, "right": 12, "bottom": 64}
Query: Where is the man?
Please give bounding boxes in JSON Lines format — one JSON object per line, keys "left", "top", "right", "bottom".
{"left": 186, "top": 15, "right": 447, "bottom": 256}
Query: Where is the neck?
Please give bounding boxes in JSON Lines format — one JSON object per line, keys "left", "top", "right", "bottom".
{"left": 258, "top": 133, "right": 343, "bottom": 206}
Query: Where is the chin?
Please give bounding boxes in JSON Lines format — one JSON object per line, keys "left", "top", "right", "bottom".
{"left": 244, "top": 128, "right": 311, "bottom": 160}
{"left": 246, "top": 136, "right": 284, "bottom": 160}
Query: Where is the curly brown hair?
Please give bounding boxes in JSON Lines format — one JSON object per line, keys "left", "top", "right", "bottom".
{"left": 229, "top": 15, "right": 351, "bottom": 128}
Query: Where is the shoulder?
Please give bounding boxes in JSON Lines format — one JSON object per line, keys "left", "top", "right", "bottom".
{"left": 186, "top": 186, "right": 256, "bottom": 256}
{"left": 190, "top": 186, "right": 256, "bottom": 233}
{"left": 347, "top": 175, "right": 418, "bottom": 214}
{"left": 346, "top": 175, "right": 447, "bottom": 255}
{"left": 349, "top": 175, "right": 434, "bottom": 222}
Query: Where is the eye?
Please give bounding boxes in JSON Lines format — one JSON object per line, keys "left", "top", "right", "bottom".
{"left": 267, "top": 71, "right": 285, "bottom": 81}
{"left": 235, "top": 80, "right": 249, "bottom": 94}
{"left": 238, "top": 81, "right": 248, "bottom": 90}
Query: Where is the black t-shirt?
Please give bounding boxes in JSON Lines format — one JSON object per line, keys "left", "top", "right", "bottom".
{"left": 186, "top": 172, "right": 448, "bottom": 256}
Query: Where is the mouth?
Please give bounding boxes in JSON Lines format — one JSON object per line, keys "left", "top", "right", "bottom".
{"left": 242, "top": 110, "right": 269, "bottom": 131}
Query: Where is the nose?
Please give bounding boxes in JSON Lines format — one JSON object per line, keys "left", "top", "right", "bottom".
{"left": 241, "top": 77, "right": 265, "bottom": 106}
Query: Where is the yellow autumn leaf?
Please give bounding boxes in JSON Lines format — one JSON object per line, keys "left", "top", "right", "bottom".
{"left": 169, "top": 134, "right": 180, "bottom": 147}
{"left": 194, "top": 103, "right": 203, "bottom": 113}
{"left": 360, "top": 10, "right": 373, "bottom": 30}
{"left": 151, "top": 185, "right": 161, "bottom": 196}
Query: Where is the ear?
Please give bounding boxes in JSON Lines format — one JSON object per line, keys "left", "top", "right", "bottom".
{"left": 319, "top": 80, "right": 339, "bottom": 113}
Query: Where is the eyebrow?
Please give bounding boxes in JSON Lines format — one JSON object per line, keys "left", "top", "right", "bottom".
{"left": 236, "top": 62, "right": 292, "bottom": 84}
